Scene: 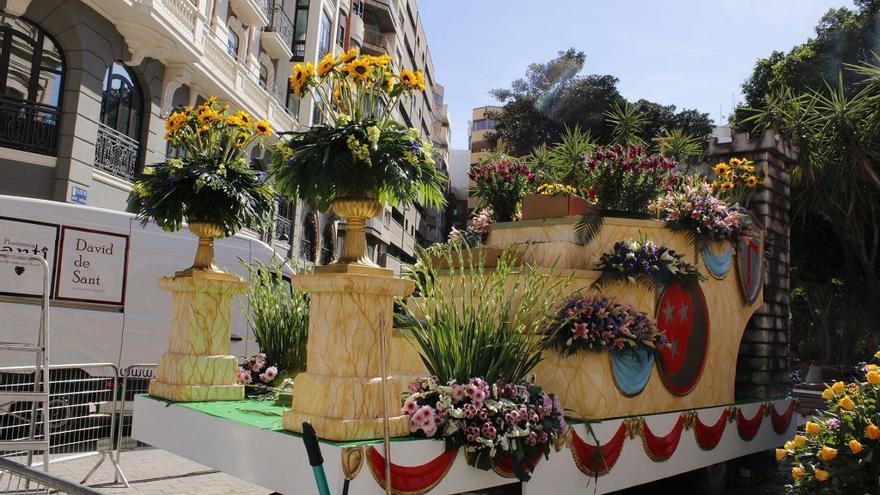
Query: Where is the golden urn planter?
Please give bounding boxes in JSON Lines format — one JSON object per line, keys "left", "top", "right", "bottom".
{"left": 316, "top": 196, "right": 391, "bottom": 276}
{"left": 149, "top": 222, "right": 247, "bottom": 402}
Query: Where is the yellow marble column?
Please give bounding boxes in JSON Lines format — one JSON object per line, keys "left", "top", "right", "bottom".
{"left": 149, "top": 273, "right": 249, "bottom": 402}
{"left": 283, "top": 272, "right": 414, "bottom": 441}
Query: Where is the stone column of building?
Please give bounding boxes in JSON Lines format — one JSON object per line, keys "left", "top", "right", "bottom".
{"left": 707, "top": 129, "right": 797, "bottom": 399}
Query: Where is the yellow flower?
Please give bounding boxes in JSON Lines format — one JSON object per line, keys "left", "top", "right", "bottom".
{"left": 746, "top": 175, "right": 760, "bottom": 187}
{"left": 343, "top": 58, "right": 373, "bottom": 81}
{"left": 317, "top": 53, "right": 335, "bottom": 76}
{"left": 254, "top": 120, "right": 272, "bottom": 137}
{"left": 399, "top": 68, "right": 419, "bottom": 88}
{"left": 791, "top": 466, "right": 805, "bottom": 480}
{"left": 805, "top": 421, "right": 821, "bottom": 437}
{"left": 205, "top": 96, "right": 217, "bottom": 104}
{"left": 164, "top": 131, "right": 172, "bottom": 141}
{"left": 784, "top": 440, "right": 794, "bottom": 450}
{"left": 720, "top": 181, "right": 735, "bottom": 191}
{"left": 866, "top": 364, "right": 879, "bottom": 373}
{"left": 831, "top": 381, "right": 846, "bottom": 394}
{"left": 849, "top": 439, "right": 863, "bottom": 454}
{"left": 817, "top": 446, "right": 837, "bottom": 462}
{"left": 742, "top": 164, "right": 756, "bottom": 173}
{"left": 142, "top": 166, "right": 154, "bottom": 176}
{"left": 821, "top": 388, "right": 835, "bottom": 400}
{"left": 714, "top": 162, "right": 730, "bottom": 176}
{"left": 814, "top": 468, "right": 829, "bottom": 482}
{"left": 236, "top": 111, "right": 252, "bottom": 126}
{"left": 775, "top": 448, "right": 786, "bottom": 461}
{"left": 385, "top": 77, "right": 394, "bottom": 92}
{"left": 415, "top": 70, "right": 426, "bottom": 91}
{"left": 793, "top": 435, "right": 807, "bottom": 448}
{"left": 839, "top": 395, "right": 855, "bottom": 411}
{"left": 338, "top": 47, "right": 358, "bottom": 63}
{"left": 225, "top": 115, "right": 245, "bottom": 127}
{"left": 729, "top": 157, "right": 743, "bottom": 167}
{"left": 710, "top": 180, "right": 718, "bottom": 189}
{"left": 875, "top": 350, "right": 880, "bottom": 359}
{"left": 196, "top": 105, "right": 219, "bottom": 124}
{"left": 290, "top": 62, "right": 314, "bottom": 89}
{"left": 165, "top": 111, "right": 188, "bottom": 133}
{"left": 868, "top": 370, "right": 880, "bottom": 384}
{"left": 867, "top": 423, "right": 880, "bottom": 440}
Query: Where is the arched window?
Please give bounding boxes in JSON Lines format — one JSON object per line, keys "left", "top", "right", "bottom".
{"left": 320, "top": 222, "right": 335, "bottom": 265}
{"left": 95, "top": 62, "right": 143, "bottom": 180}
{"left": 0, "top": 13, "right": 64, "bottom": 155}
{"left": 300, "top": 213, "right": 317, "bottom": 263}
{"left": 100, "top": 62, "right": 142, "bottom": 139}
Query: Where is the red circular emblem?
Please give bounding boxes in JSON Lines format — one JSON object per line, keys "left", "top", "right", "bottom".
{"left": 657, "top": 281, "right": 710, "bottom": 396}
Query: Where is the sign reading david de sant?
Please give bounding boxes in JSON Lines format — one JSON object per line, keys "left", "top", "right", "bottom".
{"left": 55, "top": 226, "right": 129, "bottom": 305}
{"left": 0, "top": 217, "right": 59, "bottom": 298}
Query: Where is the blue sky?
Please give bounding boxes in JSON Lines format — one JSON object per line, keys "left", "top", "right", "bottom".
{"left": 418, "top": 0, "right": 854, "bottom": 149}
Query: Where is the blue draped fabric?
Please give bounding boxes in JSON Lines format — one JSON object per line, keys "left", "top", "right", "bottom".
{"left": 702, "top": 243, "right": 733, "bottom": 279}
{"left": 611, "top": 347, "right": 654, "bottom": 396}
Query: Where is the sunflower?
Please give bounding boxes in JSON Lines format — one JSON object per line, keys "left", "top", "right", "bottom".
{"left": 225, "top": 115, "right": 245, "bottom": 127}
{"left": 729, "top": 157, "right": 743, "bottom": 167}
{"left": 720, "top": 181, "right": 735, "bottom": 191}
{"left": 196, "top": 105, "right": 219, "bottom": 125}
{"left": 746, "top": 175, "right": 760, "bottom": 187}
{"left": 165, "top": 111, "right": 188, "bottom": 133}
{"left": 415, "top": 70, "right": 426, "bottom": 91}
{"left": 399, "top": 68, "right": 418, "bottom": 88}
{"left": 372, "top": 54, "right": 392, "bottom": 68}
{"left": 290, "top": 62, "right": 314, "bottom": 89}
{"left": 741, "top": 164, "right": 756, "bottom": 173}
{"left": 384, "top": 77, "right": 394, "bottom": 93}
{"left": 338, "top": 48, "right": 358, "bottom": 63}
{"left": 254, "top": 119, "right": 272, "bottom": 137}
{"left": 344, "top": 58, "right": 373, "bottom": 81}
{"left": 714, "top": 162, "right": 730, "bottom": 177}
{"left": 317, "top": 53, "right": 335, "bottom": 77}
{"left": 236, "top": 111, "right": 252, "bottom": 126}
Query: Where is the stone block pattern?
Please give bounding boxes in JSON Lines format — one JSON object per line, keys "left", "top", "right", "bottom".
{"left": 707, "top": 131, "right": 796, "bottom": 399}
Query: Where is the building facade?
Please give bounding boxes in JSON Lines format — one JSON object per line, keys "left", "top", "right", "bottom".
{"left": 0, "top": 0, "right": 447, "bottom": 273}
{"left": 466, "top": 105, "right": 500, "bottom": 210}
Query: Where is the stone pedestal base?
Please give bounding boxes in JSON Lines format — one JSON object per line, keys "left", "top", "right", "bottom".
{"left": 284, "top": 272, "right": 414, "bottom": 441}
{"left": 149, "top": 273, "right": 248, "bottom": 402}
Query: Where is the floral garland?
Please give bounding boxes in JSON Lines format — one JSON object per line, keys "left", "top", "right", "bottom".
{"left": 402, "top": 376, "right": 567, "bottom": 481}
{"left": 544, "top": 296, "right": 669, "bottom": 355}
{"left": 593, "top": 236, "right": 703, "bottom": 291}
{"left": 650, "top": 176, "right": 753, "bottom": 251}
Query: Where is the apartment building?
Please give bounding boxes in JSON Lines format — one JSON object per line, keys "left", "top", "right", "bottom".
{"left": 466, "top": 105, "right": 501, "bottom": 209}
{"left": 0, "top": 0, "right": 447, "bottom": 273}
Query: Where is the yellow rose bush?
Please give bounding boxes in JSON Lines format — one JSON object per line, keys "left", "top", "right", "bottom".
{"left": 778, "top": 354, "right": 880, "bottom": 493}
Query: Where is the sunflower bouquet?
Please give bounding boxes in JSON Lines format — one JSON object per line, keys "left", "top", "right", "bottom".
{"left": 128, "top": 97, "right": 275, "bottom": 235}
{"left": 272, "top": 49, "right": 446, "bottom": 210}
{"left": 711, "top": 157, "right": 764, "bottom": 205}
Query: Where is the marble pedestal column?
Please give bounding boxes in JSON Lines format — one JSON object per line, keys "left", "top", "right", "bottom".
{"left": 149, "top": 274, "right": 248, "bottom": 402}
{"left": 283, "top": 272, "right": 414, "bottom": 441}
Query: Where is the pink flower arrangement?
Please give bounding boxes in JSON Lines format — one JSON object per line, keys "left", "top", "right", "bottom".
{"left": 238, "top": 353, "right": 279, "bottom": 388}
{"left": 402, "top": 376, "right": 567, "bottom": 481}
{"left": 650, "top": 176, "right": 753, "bottom": 245}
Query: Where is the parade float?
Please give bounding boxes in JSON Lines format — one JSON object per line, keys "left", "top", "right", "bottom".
{"left": 130, "top": 56, "right": 802, "bottom": 495}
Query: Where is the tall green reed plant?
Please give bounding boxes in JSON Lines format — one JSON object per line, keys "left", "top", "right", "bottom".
{"left": 404, "top": 246, "right": 571, "bottom": 384}
{"left": 240, "top": 259, "right": 309, "bottom": 374}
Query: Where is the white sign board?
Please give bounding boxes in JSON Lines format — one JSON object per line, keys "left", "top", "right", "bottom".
{"left": 0, "top": 217, "right": 59, "bottom": 297}
{"left": 55, "top": 226, "right": 129, "bottom": 305}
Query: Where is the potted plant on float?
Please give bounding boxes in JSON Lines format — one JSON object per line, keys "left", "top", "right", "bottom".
{"left": 270, "top": 50, "right": 446, "bottom": 271}
{"left": 573, "top": 145, "right": 678, "bottom": 246}
{"left": 423, "top": 207, "right": 515, "bottom": 269}
{"left": 129, "top": 97, "right": 276, "bottom": 276}
{"left": 468, "top": 157, "right": 535, "bottom": 223}
{"left": 521, "top": 183, "right": 595, "bottom": 221}
{"left": 521, "top": 126, "right": 596, "bottom": 221}
{"left": 400, "top": 252, "right": 570, "bottom": 481}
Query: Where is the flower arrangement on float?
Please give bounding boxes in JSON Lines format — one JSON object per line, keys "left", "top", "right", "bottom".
{"left": 271, "top": 49, "right": 446, "bottom": 267}
{"left": 777, "top": 351, "right": 880, "bottom": 493}
{"left": 593, "top": 236, "right": 703, "bottom": 290}
{"left": 402, "top": 376, "right": 566, "bottom": 480}
{"left": 469, "top": 158, "right": 535, "bottom": 223}
{"left": 711, "top": 157, "right": 764, "bottom": 206}
{"left": 545, "top": 296, "right": 669, "bottom": 355}
{"left": 128, "top": 97, "right": 276, "bottom": 269}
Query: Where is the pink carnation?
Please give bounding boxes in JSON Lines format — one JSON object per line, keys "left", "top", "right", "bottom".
{"left": 259, "top": 366, "right": 277, "bottom": 383}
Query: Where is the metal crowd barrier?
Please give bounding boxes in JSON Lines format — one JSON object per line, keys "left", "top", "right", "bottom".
{"left": 0, "top": 456, "right": 101, "bottom": 494}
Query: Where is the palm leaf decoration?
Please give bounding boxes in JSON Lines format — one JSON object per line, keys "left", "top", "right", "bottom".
{"left": 574, "top": 211, "right": 604, "bottom": 246}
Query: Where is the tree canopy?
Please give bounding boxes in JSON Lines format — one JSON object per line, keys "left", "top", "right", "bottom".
{"left": 486, "top": 49, "right": 713, "bottom": 157}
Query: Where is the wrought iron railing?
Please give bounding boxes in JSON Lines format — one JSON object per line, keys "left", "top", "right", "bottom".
{"left": 94, "top": 123, "right": 141, "bottom": 181}
{"left": 265, "top": 3, "right": 294, "bottom": 50}
{"left": 319, "top": 247, "right": 333, "bottom": 265}
{"left": 363, "top": 28, "right": 390, "bottom": 51}
{"left": 0, "top": 97, "right": 60, "bottom": 156}
{"left": 274, "top": 215, "right": 292, "bottom": 242}
{"left": 299, "top": 238, "right": 314, "bottom": 262}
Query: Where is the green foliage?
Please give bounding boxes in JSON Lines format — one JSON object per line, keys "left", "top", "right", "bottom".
{"left": 606, "top": 101, "right": 648, "bottom": 147}
{"left": 658, "top": 128, "right": 704, "bottom": 167}
{"left": 240, "top": 259, "right": 309, "bottom": 374}
{"left": 486, "top": 49, "right": 713, "bottom": 156}
{"left": 573, "top": 212, "right": 603, "bottom": 247}
{"left": 468, "top": 158, "right": 535, "bottom": 222}
{"left": 271, "top": 120, "right": 447, "bottom": 211}
{"left": 545, "top": 125, "right": 595, "bottom": 189}
{"left": 403, "top": 248, "right": 571, "bottom": 384}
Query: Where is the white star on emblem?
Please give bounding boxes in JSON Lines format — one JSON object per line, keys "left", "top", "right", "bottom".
{"left": 662, "top": 303, "right": 674, "bottom": 323}
{"left": 678, "top": 304, "right": 689, "bottom": 322}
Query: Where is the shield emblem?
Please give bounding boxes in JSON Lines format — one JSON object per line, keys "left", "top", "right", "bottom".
{"left": 736, "top": 212, "right": 764, "bottom": 305}
{"left": 657, "top": 281, "right": 710, "bottom": 396}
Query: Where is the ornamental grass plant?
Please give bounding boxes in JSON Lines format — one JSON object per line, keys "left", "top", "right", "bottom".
{"left": 240, "top": 259, "right": 309, "bottom": 375}
{"left": 404, "top": 247, "right": 570, "bottom": 385}
{"left": 778, "top": 352, "right": 880, "bottom": 493}
{"left": 129, "top": 97, "right": 275, "bottom": 235}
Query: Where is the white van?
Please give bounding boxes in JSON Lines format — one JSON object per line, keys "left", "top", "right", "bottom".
{"left": 0, "top": 194, "right": 289, "bottom": 370}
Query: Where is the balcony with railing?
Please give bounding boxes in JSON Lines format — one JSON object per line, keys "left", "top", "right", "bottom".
{"left": 274, "top": 214, "right": 292, "bottom": 243}
{"left": 362, "top": 28, "right": 393, "bottom": 55}
{"left": 93, "top": 123, "right": 141, "bottom": 181}
{"left": 0, "top": 97, "right": 60, "bottom": 156}
{"left": 261, "top": 3, "right": 293, "bottom": 60}
{"left": 229, "top": 0, "right": 270, "bottom": 27}
{"left": 299, "top": 238, "right": 315, "bottom": 262}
